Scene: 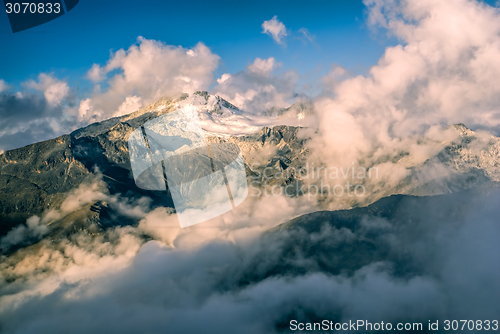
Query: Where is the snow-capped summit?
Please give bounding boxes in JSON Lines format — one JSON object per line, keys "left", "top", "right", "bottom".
{"left": 169, "top": 91, "right": 314, "bottom": 137}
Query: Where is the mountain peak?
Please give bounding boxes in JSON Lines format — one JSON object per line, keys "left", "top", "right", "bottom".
{"left": 450, "top": 123, "right": 474, "bottom": 136}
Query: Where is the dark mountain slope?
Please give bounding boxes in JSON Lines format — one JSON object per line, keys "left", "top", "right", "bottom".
{"left": 230, "top": 184, "right": 499, "bottom": 287}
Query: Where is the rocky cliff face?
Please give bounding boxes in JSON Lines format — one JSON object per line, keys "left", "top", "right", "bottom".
{"left": 1, "top": 92, "right": 500, "bottom": 239}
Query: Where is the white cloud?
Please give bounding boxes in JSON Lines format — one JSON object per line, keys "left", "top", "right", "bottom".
{"left": 306, "top": 0, "right": 500, "bottom": 197}
{"left": 77, "top": 98, "right": 96, "bottom": 122}
{"left": 0, "top": 79, "right": 9, "bottom": 93}
{"left": 24, "top": 73, "right": 69, "bottom": 107}
{"left": 0, "top": 74, "right": 77, "bottom": 152}
{"left": 113, "top": 95, "right": 142, "bottom": 118}
{"left": 58, "top": 182, "right": 108, "bottom": 215}
{"left": 80, "top": 37, "right": 220, "bottom": 122}
{"left": 87, "top": 64, "right": 104, "bottom": 83}
{"left": 217, "top": 73, "right": 231, "bottom": 84}
{"left": 213, "top": 57, "right": 298, "bottom": 113}
{"left": 247, "top": 57, "right": 277, "bottom": 76}
{"left": 262, "top": 16, "right": 287, "bottom": 45}
{"left": 87, "top": 49, "right": 127, "bottom": 83}
{"left": 0, "top": 216, "right": 48, "bottom": 251}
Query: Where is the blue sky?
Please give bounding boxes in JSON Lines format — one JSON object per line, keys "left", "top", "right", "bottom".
{"left": 1, "top": 0, "right": 395, "bottom": 90}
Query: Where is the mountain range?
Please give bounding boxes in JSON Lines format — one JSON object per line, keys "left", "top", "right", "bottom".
{"left": 1, "top": 91, "right": 499, "bottom": 245}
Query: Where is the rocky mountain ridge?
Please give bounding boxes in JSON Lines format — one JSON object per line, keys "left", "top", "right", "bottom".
{"left": 1, "top": 92, "right": 500, "bottom": 239}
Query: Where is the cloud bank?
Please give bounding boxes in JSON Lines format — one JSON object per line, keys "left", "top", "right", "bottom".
{"left": 80, "top": 37, "right": 220, "bottom": 122}
{"left": 0, "top": 185, "right": 499, "bottom": 333}
{"left": 302, "top": 0, "right": 500, "bottom": 205}
{"left": 213, "top": 57, "right": 298, "bottom": 113}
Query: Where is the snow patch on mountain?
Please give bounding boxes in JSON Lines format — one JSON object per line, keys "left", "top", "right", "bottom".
{"left": 172, "top": 91, "right": 316, "bottom": 137}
